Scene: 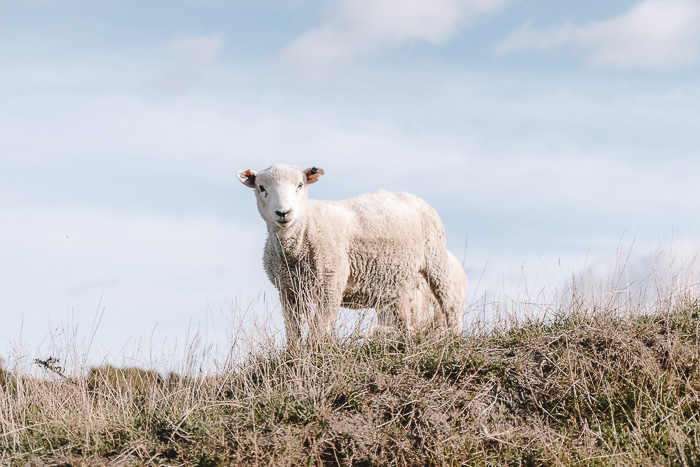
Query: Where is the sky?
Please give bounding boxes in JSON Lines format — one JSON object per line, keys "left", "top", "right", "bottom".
{"left": 2, "top": 0, "right": 700, "bottom": 369}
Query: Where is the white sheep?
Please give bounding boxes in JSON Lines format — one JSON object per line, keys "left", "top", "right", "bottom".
{"left": 236, "top": 164, "right": 467, "bottom": 341}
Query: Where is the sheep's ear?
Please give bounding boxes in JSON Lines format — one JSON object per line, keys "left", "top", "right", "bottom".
{"left": 236, "top": 169, "right": 257, "bottom": 188}
{"left": 304, "top": 167, "right": 324, "bottom": 185}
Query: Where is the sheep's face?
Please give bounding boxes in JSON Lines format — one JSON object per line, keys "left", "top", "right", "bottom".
{"left": 237, "top": 164, "right": 324, "bottom": 230}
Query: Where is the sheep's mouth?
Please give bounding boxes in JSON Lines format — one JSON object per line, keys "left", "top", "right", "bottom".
{"left": 276, "top": 219, "right": 293, "bottom": 228}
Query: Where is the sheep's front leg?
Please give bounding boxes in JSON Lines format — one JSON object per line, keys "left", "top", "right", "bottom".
{"left": 280, "top": 289, "right": 303, "bottom": 344}
{"left": 307, "top": 298, "right": 339, "bottom": 340}
{"left": 308, "top": 272, "right": 343, "bottom": 340}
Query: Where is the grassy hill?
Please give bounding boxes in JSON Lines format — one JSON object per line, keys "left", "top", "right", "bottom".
{"left": 2, "top": 297, "right": 700, "bottom": 465}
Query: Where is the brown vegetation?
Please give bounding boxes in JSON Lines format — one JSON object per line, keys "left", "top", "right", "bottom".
{"left": 2, "top": 296, "right": 700, "bottom": 465}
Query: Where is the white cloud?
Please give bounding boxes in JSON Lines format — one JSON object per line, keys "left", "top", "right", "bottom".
{"left": 165, "top": 33, "right": 224, "bottom": 67}
{"left": 151, "top": 33, "right": 224, "bottom": 95}
{"left": 497, "top": 0, "right": 700, "bottom": 69}
{"left": 283, "top": 0, "right": 510, "bottom": 70}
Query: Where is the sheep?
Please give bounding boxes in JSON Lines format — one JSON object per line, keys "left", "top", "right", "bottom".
{"left": 236, "top": 164, "right": 467, "bottom": 341}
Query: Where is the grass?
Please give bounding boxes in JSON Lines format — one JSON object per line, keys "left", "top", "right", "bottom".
{"left": 2, "top": 296, "right": 700, "bottom": 466}
{"left": 2, "top": 254, "right": 700, "bottom": 466}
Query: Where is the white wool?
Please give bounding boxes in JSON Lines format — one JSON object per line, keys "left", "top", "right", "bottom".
{"left": 237, "top": 164, "right": 467, "bottom": 341}
{"left": 386, "top": 251, "right": 467, "bottom": 334}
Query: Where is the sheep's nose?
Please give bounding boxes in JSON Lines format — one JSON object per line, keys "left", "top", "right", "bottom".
{"left": 275, "top": 209, "right": 291, "bottom": 219}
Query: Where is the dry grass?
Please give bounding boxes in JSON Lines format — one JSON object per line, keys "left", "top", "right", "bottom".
{"left": 3, "top": 252, "right": 700, "bottom": 466}
{"left": 2, "top": 296, "right": 700, "bottom": 466}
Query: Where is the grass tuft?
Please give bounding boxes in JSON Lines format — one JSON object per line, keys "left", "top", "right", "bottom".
{"left": 3, "top": 295, "right": 700, "bottom": 464}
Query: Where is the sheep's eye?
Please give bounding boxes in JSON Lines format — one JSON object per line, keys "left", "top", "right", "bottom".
{"left": 297, "top": 182, "right": 304, "bottom": 189}
{"left": 258, "top": 185, "right": 266, "bottom": 193}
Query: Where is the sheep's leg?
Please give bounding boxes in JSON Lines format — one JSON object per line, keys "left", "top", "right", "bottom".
{"left": 312, "top": 287, "right": 342, "bottom": 340}
{"left": 280, "top": 289, "right": 303, "bottom": 344}
{"left": 373, "top": 291, "right": 413, "bottom": 334}
{"left": 421, "top": 219, "right": 463, "bottom": 333}
{"left": 314, "top": 299, "right": 340, "bottom": 339}
{"left": 376, "top": 305, "right": 396, "bottom": 330}
{"left": 305, "top": 271, "right": 344, "bottom": 340}
{"left": 389, "top": 295, "right": 414, "bottom": 332}
{"left": 424, "top": 258, "right": 460, "bottom": 332}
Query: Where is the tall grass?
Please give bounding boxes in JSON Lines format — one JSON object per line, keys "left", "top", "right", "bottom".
{"left": 2, "top": 249, "right": 700, "bottom": 465}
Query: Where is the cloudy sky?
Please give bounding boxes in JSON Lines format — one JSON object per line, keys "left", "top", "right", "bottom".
{"left": 2, "top": 0, "right": 699, "bottom": 366}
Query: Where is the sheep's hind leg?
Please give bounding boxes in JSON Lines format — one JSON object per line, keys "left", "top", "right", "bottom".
{"left": 374, "top": 293, "right": 413, "bottom": 335}
{"left": 423, "top": 264, "right": 461, "bottom": 333}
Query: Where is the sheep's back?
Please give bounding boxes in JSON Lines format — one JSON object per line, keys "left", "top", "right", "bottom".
{"left": 309, "top": 191, "right": 440, "bottom": 304}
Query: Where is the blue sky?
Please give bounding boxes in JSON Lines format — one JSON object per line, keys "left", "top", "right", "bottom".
{"left": 2, "top": 0, "right": 699, "bottom": 366}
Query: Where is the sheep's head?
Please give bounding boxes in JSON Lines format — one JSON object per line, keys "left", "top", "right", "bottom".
{"left": 236, "top": 164, "right": 324, "bottom": 230}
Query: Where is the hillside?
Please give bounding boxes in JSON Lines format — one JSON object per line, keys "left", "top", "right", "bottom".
{"left": 2, "top": 297, "right": 699, "bottom": 465}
